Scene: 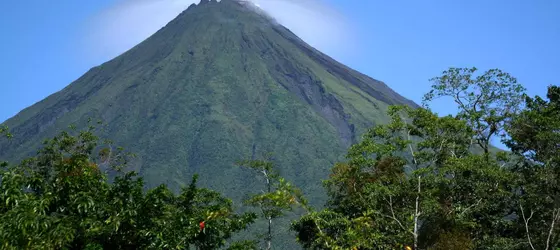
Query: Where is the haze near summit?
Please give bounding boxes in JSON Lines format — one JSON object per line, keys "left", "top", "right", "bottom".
{"left": 84, "top": 0, "right": 358, "bottom": 63}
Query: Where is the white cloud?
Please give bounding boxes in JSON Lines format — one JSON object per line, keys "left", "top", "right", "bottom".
{"left": 83, "top": 0, "right": 196, "bottom": 61}
{"left": 82, "top": 0, "right": 358, "bottom": 62}
{"left": 252, "top": 0, "right": 358, "bottom": 56}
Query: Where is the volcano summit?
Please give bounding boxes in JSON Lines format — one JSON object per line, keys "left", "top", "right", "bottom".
{"left": 0, "top": 0, "right": 417, "bottom": 206}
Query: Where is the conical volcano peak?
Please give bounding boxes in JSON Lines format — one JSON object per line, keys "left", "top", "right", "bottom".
{"left": 198, "top": 0, "right": 218, "bottom": 5}
{"left": 178, "top": 0, "right": 265, "bottom": 18}
{"left": 183, "top": 0, "right": 237, "bottom": 12}
{"left": 161, "top": 0, "right": 279, "bottom": 40}
{"left": 189, "top": 0, "right": 266, "bottom": 14}
{"left": 193, "top": 0, "right": 251, "bottom": 7}
{"left": 0, "top": 2, "right": 417, "bottom": 247}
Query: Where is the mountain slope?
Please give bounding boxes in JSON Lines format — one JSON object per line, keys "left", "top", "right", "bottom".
{"left": 0, "top": 0, "right": 417, "bottom": 232}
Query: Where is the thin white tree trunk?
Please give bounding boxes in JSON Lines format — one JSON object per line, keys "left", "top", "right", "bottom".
{"left": 545, "top": 208, "right": 560, "bottom": 250}
{"left": 414, "top": 176, "right": 421, "bottom": 250}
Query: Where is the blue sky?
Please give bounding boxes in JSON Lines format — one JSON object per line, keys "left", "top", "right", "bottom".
{"left": 1, "top": 0, "right": 559, "bottom": 132}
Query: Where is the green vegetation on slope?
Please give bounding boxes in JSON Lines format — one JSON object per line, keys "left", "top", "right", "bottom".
{"left": 1, "top": 67, "right": 559, "bottom": 249}
{"left": 0, "top": 0, "right": 413, "bottom": 206}
{"left": 0, "top": 5, "right": 418, "bottom": 247}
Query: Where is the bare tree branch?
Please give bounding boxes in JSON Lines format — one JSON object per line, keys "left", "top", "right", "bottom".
{"left": 545, "top": 208, "right": 560, "bottom": 250}
{"left": 414, "top": 176, "right": 421, "bottom": 250}
{"left": 385, "top": 196, "right": 408, "bottom": 234}
{"left": 407, "top": 129, "right": 418, "bottom": 167}
{"left": 405, "top": 127, "right": 421, "bottom": 249}
{"left": 520, "top": 204, "right": 536, "bottom": 250}
{"left": 458, "top": 198, "right": 482, "bottom": 217}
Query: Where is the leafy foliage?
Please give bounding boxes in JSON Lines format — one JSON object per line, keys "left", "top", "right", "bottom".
{"left": 237, "top": 158, "right": 308, "bottom": 249}
{"left": 0, "top": 127, "right": 256, "bottom": 249}
{"left": 0, "top": 125, "right": 11, "bottom": 139}
{"left": 506, "top": 85, "right": 560, "bottom": 250}
{"left": 506, "top": 85, "right": 560, "bottom": 164}
{"left": 293, "top": 105, "right": 516, "bottom": 249}
{"left": 423, "top": 67, "right": 526, "bottom": 154}
{"left": 291, "top": 69, "right": 557, "bottom": 250}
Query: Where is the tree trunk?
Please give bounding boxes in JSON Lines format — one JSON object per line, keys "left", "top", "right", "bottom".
{"left": 265, "top": 170, "right": 272, "bottom": 250}
{"left": 414, "top": 176, "right": 421, "bottom": 250}
{"left": 267, "top": 216, "right": 272, "bottom": 250}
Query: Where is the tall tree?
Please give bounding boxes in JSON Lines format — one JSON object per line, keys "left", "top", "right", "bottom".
{"left": 506, "top": 85, "right": 560, "bottom": 250}
{"left": 292, "top": 67, "right": 529, "bottom": 249}
{"left": 293, "top": 105, "right": 518, "bottom": 249}
{"left": 238, "top": 158, "right": 307, "bottom": 250}
{"left": 423, "top": 67, "right": 526, "bottom": 154}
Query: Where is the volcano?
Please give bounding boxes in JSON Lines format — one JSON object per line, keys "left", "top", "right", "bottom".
{"left": 0, "top": 0, "right": 417, "bottom": 212}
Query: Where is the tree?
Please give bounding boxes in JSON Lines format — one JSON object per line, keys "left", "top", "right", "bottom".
{"left": 0, "top": 125, "right": 11, "bottom": 139}
{"left": 237, "top": 157, "right": 308, "bottom": 250}
{"left": 0, "top": 125, "right": 10, "bottom": 168}
{"left": 423, "top": 67, "right": 526, "bottom": 154}
{"left": 293, "top": 97, "right": 519, "bottom": 249}
{"left": 294, "top": 74, "right": 557, "bottom": 249}
{"left": 291, "top": 106, "right": 471, "bottom": 248}
{"left": 506, "top": 85, "right": 559, "bottom": 165}
{"left": 506, "top": 85, "right": 560, "bottom": 250}
{"left": 0, "top": 126, "right": 257, "bottom": 249}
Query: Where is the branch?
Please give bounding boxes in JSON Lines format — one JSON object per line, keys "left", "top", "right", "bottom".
{"left": 430, "top": 138, "right": 447, "bottom": 164}
{"left": 387, "top": 195, "right": 410, "bottom": 234}
{"left": 454, "top": 91, "right": 470, "bottom": 114}
{"left": 520, "top": 204, "right": 536, "bottom": 250}
{"left": 545, "top": 208, "right": 560, "bottom": 250}
{"left": 472, "top": 91, "right": 484, "bottom": 114}
{"left": 450, "top": 142, "right": 458, "bottom": 159}
{"left": 104, "top": 145, "right": 114, "bottom": 166}
{"left": 311, "top": 216, "right": 332, "bottom": 248}
{"left": 407, "top": 129, "right": 418, "bottom": 167}
{"left": 458, "top": 198, "right": 482, "bottom": 217}
{"left": 262, "top": 169, "right": 271, "bottom": 193}
{"left": 353, "top": 182, "right": 366, "bottom": 202}
{"left": 404, "top": 126, "right": 422, "bottom": 249}
{"left": 414, "top": 176, "right": 421, "bottom": 250}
